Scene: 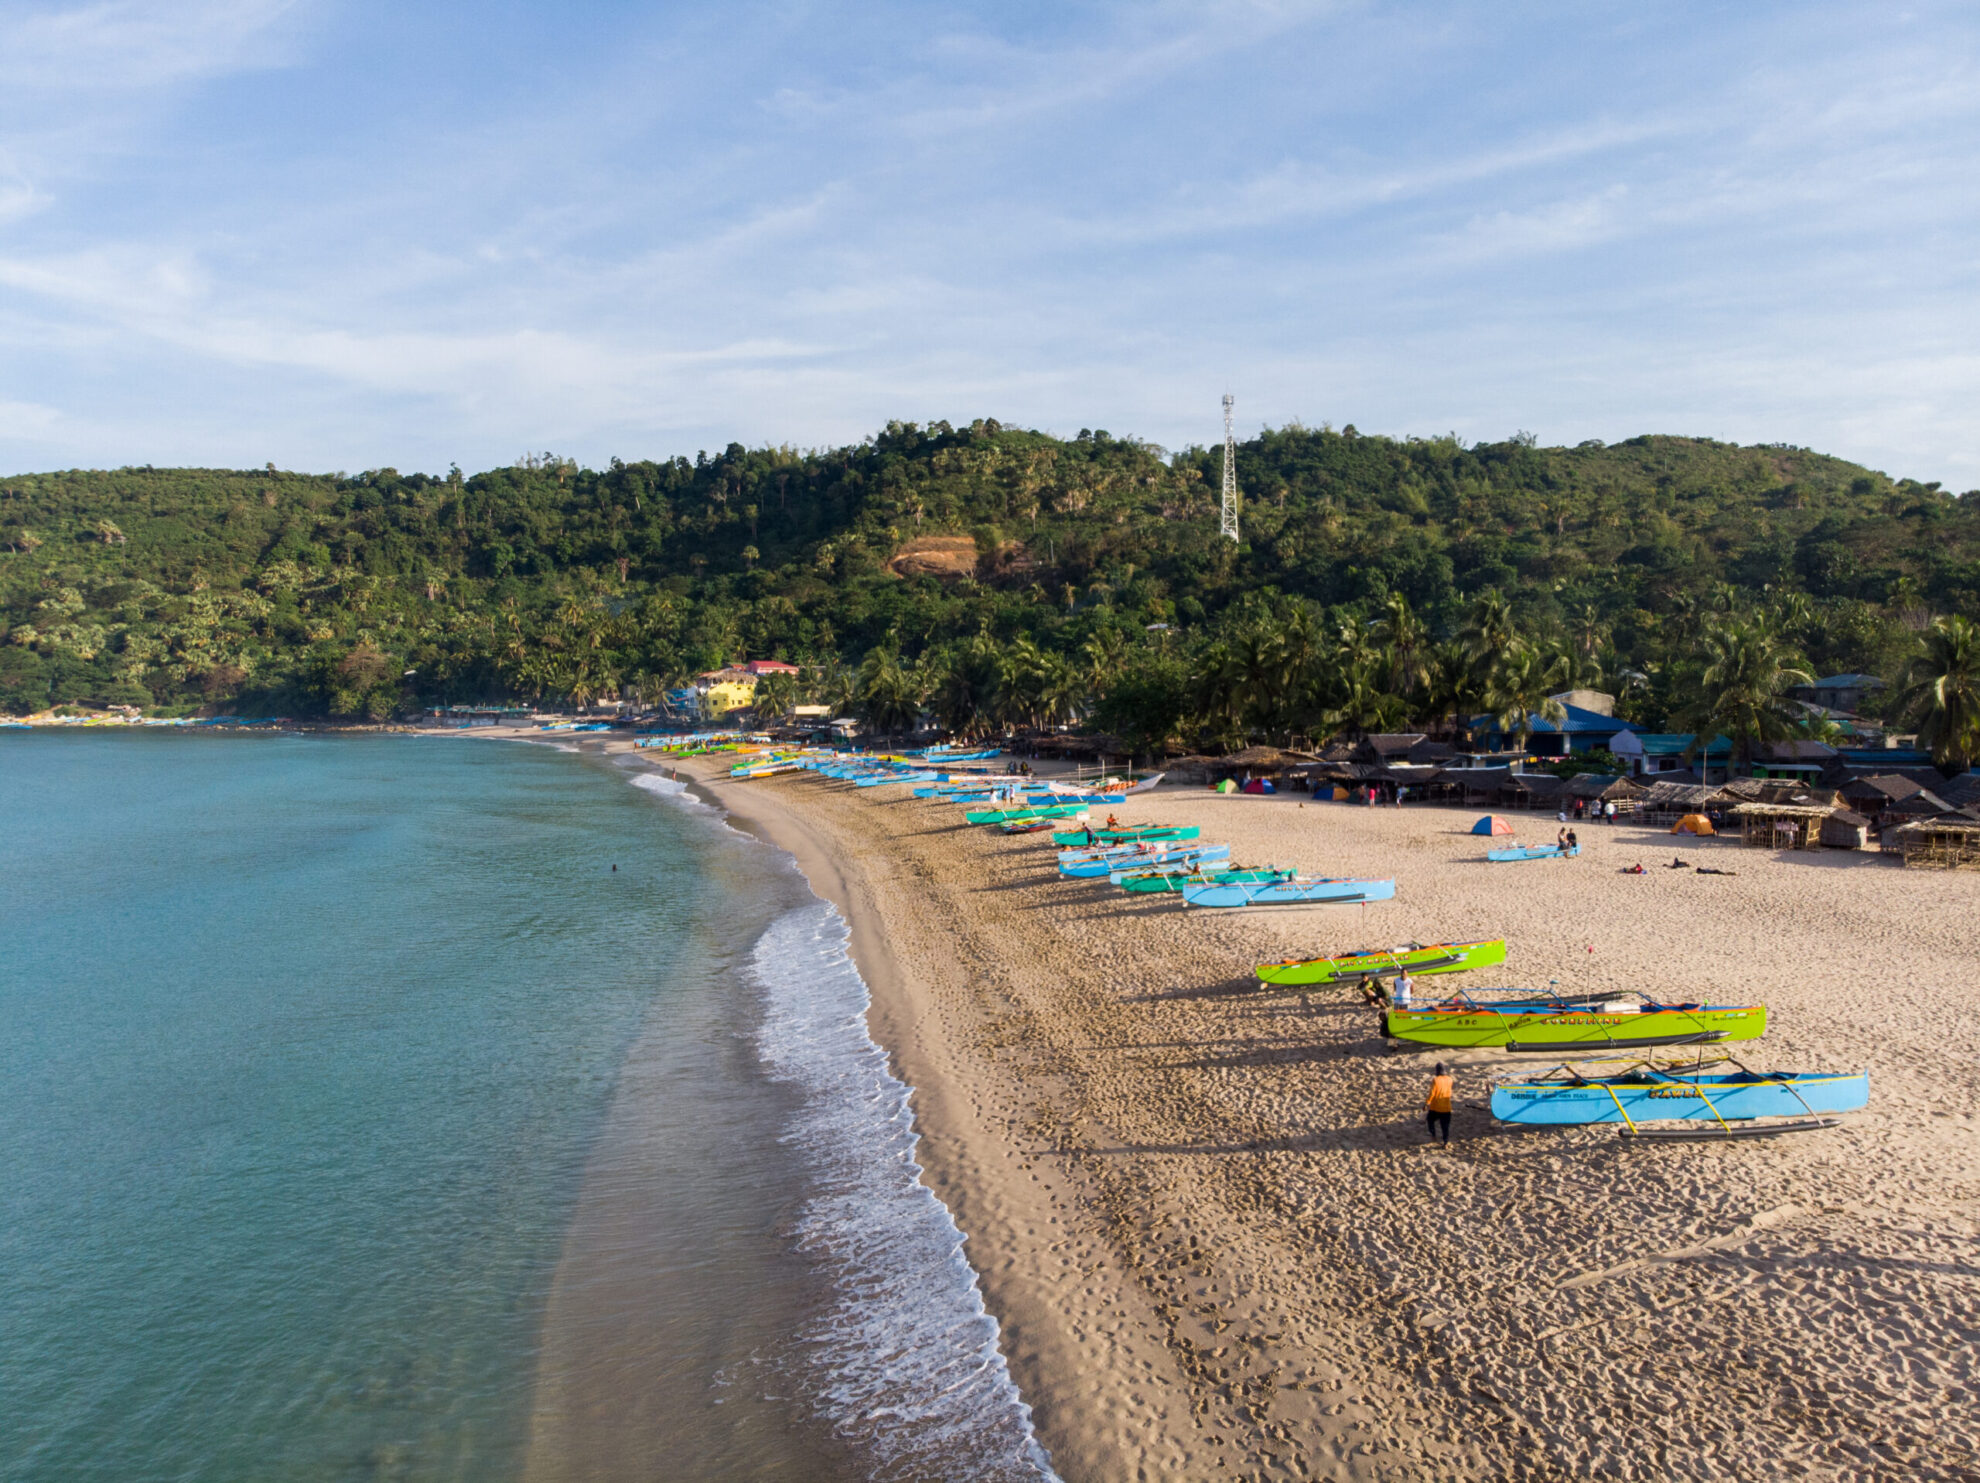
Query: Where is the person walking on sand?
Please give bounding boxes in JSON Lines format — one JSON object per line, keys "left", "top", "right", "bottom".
{"left": 1426, "top": 1064, "right": 1454, "bottom": 1146}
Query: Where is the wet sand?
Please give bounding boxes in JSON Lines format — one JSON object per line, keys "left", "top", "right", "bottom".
{"left": 660, "top": 761, "right": 1980, "bottom": 1481}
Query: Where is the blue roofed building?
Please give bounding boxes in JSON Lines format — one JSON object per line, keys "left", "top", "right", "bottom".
{"left": 1609, "top": 731, "right": 1733, "bottom": 778}
{"left": 1465, "top": 692, "right": 1646, "bottom": 758}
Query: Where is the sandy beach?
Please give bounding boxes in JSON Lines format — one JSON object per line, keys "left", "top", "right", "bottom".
{"left": 633, "top": 748, "right": 1978, "bottom": 1481}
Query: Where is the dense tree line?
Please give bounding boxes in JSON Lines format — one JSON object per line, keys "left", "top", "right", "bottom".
{"left": 3, "top": 419, "right": 1978, "bottom": 765}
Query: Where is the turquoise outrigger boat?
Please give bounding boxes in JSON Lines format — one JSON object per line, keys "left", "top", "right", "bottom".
{"left": 1118, "top": 866, "right": 1293, "bottom": 894}
{"left": 1492, "top": 1057, "right": 1867, "bottom": 1139}
{"left": 1051, "top": 825, "right": 1199, "bottom": 847}
{"left": 1182, "top": 876, "right": 1396, "bottom": 908}
{"left": 965, "top": 803, "right": 1089, "bottom": 824}
{"left": 1488, "top": 843, "right": 1579, "bottom": 862}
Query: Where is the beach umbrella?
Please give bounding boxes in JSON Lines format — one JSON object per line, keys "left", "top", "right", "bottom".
{"left": 1671, "top": 813, "right": 1717, "bottom": 835}
{"left": 1471, "top": 815, "right": 1516, "bottom": 836}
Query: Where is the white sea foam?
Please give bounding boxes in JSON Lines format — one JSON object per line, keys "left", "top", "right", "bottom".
{"left": 627, "top": 769, "right": 717, "bottom": 813}
{"left": 750, "top": 903, "right": 1060, "bottom": 1483}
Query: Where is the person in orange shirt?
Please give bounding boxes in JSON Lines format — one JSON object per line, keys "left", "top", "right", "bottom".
{"left": 1426, "top": 1063, "right": 1454, "bottom": 1146}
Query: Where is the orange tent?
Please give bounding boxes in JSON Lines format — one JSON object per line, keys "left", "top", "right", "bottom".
{"left": 1671, "top": 813, "right": 1716, "bottom": 835}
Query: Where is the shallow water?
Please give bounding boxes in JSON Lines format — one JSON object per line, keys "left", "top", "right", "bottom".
{"left": 0, "top": 734, "right": 1053, "bottom": 1482}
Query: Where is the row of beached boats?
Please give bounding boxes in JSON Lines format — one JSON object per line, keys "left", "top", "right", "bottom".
{"left": 717, "top": 743, "right": 1866, "bottom": 1139}
{"left": 1249, "top": 936, "right": 1868, "bottom": 1138}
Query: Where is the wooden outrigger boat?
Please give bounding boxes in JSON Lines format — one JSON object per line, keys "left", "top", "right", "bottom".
{"left": 1181, "top": 876, "right": 1396, "bottom": 908}
{"left": 1098, "top": 848, "right": 1232, "bottom": 882}
{"left": 1491, "top": 1056, "right": 1866, "bottom": 1138}
{"left": 965, "top": 803, "right": 1090, "bottom": 824}
{"left": 1062, "top": 844, "right": 1230, "bottom": 878}
{"left": 1487, "top": 843, "right": 1579, "bottom": 862}
{"left": 1050, "top": 825, "right": 1199, "bottom": 847}
{"left": 1118, "top": 866, "right": 1294, "bottom": 894}
{"left": 1255, "top": 938, "right": 1507, "bottom": 988}
{"left": 1386, "top": 999, "right": 1765, "bottom": 1051}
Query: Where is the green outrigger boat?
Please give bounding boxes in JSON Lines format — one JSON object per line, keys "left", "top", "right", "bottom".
{"left": 964, "top": 802, "right": 1090, "bottom": 825}
{"left": 1051, "top": 825, "right": 1199, "bottom": 847}
{"left": 1386, "top": 1000, "right": 1766, "bottom": 1052}
{"left": 1255, "top": 938, "right": 1507, "bottom": 988}
{"left": 1119, "top": 866, "right": 1293, "bottom": 895}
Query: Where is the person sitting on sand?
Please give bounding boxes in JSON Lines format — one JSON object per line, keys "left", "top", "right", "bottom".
{"left": 1566, "top": 829, "right": 1578, "bottom": 851}
{"left": 1557, "top": 827, "right": 1569, "bottom": 850}
{"left": 1622, "top": 862, "right": 1646, "bottom": 874}
{"left": 1105, "top": 813, "right": 1120, "bottom": 830}
{"left": 1426, "top": 1064, "right": 1454, "bottom": 1147}
{"left": 1667, "top": 856, "right": 1689, "bottom": 869}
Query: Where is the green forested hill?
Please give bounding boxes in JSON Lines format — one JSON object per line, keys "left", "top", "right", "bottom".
{"left": 3, "top": 419, "right": 1977, "bottom": 745}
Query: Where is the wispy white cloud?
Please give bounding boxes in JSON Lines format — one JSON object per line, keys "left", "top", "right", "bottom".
{"left": 0, "top": 0, "right": 300, "bottom": 90}
{"left": 0, "top": 0, "right": 1976, "bottom": 487}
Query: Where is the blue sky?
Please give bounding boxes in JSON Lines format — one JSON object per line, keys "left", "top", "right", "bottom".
{"left": 1, "top": 0, "right": 1975, "bottom": 484}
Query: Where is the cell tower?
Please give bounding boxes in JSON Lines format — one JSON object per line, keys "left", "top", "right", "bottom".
{"left": 1219, "top": 393, "right": 1240, "bottom": 543}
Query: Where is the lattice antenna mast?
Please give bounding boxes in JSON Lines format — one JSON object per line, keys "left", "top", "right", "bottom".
{"left": 1219, "top": 393, "right": 1240, "bottom": 543}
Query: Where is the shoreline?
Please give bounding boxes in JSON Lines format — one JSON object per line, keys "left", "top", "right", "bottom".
{"left": 653, "top": 751, "right": 1393, "bottom": 1480}
{"left": 639, "top": 749, "right": 1978, "bottom": 1481}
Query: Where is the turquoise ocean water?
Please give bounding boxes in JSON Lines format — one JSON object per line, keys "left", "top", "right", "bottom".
{"left": 0, "top": 734, "right": 1053, "bottom": 1483}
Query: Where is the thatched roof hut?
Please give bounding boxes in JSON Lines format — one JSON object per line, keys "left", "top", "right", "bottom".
{"left": 1560, "top": 773, "right": 1645, "bottom": 802}
{"left": 1891, "top": 814, "right": 1980, "bottom": 869}
{"left": 1730, "top": 801, "right": 1834, "bottom": 850}
{"left": 1819, "top": 809, "right": 1872, "bottom": 850}
{"left": 1637, "top": 780, "right": 1733, "bottom": 819}
{"left": 1497, "top": 771, "right": 1566, "bottom": 809}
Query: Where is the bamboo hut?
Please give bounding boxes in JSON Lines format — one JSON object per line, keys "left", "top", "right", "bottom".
{"left": 1730, "top": 801, "right": 1832, "bottom": 850}
{"left": 1636, "top": 780, "right": 1732, "bottom": 823}
{"left": 1819, "top": 809, "right": 1872, "bottom": 850}
{"left": 1891, "top": 814, "right": 1980, "bottom": 869}
{"left": 1497, "top": 771, "right": 1566, "bottom": 810}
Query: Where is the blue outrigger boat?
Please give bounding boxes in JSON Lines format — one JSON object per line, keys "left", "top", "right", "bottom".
{"left": 1492, "top": 1057, "right": 1867, "bottom": 1139}
{"left": 1062, "top": 844, "right": 1229, "bottom": 879}
{"left": 1488, "top": 843, "right": 1579, "bottom": 862}
{"left": 1181, "top": 876, "right": 1396, "bottom": 908}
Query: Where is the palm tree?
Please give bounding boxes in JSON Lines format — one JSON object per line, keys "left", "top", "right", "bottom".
{"left": 1896, "top": 615, "right": 1980, "bottom": 770}
{"left": 1372, "top": 593, "right": 1431, "bottom": 705}
{"left": 752, "top": 669, "right": 798, "bottom": 721}
{"left": 1676, "top": 620, "right": 1813, "bottom": 782}
{"left": 1326, "top": 655, "right": 1409, "bottom": 739}
{"left": 854, "top": 646, "right": 923, "bottom": 738}
{"left": 930, "top": 635, "right": 1002, "bottom": 737}
{"left": 1424, "top": 639, "right": 1484, "bottom": 741}
{"left": 1484, "top": 645, "right": 1570, "bottom": 757}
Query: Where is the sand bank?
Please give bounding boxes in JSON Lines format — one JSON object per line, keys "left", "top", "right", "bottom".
{"left": 654, "top": 758, "right": 1979, "bottom": 1481}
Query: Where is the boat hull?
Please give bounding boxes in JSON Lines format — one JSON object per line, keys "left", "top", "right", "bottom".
{"left": 1120, "top": 868, "right": 1291, "bottom": 894}
{"left": 1492, "top": 1070, "right": 1867, "bottom": 1125}
{"left": 1051, "top": 825, "right": 1199, "bottom": 846}
{"left": 1389, "top": 1004, "right": 1766, "bottom": 1050}
{"left": 1256, "top": 938, "right": 1507, "bottom": 987}
{"left": 965, "top": 804, "right": 1089, "bottom": 824}
{"left": 1182, "top": 878, "right": 1396, "bottom": 908}
{"left": 1063, "top": 845, "right": 1229, "bottom": 879}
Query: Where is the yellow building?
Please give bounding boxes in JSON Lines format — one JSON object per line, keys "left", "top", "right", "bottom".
{"left": 700, "top": 678, "right": 757, "bottom": 715}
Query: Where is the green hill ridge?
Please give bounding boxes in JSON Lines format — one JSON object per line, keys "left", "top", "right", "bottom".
{"left": 3, "top": 419, "right": 1977, "bottom": 751}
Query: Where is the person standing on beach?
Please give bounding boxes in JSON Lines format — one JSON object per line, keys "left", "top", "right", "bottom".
{"left": 1426, "top": 1064, "right": 1454, "bottom": 1146}
{"left": 1393, "top": 967, "right": 1414, "bottom": 1007}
